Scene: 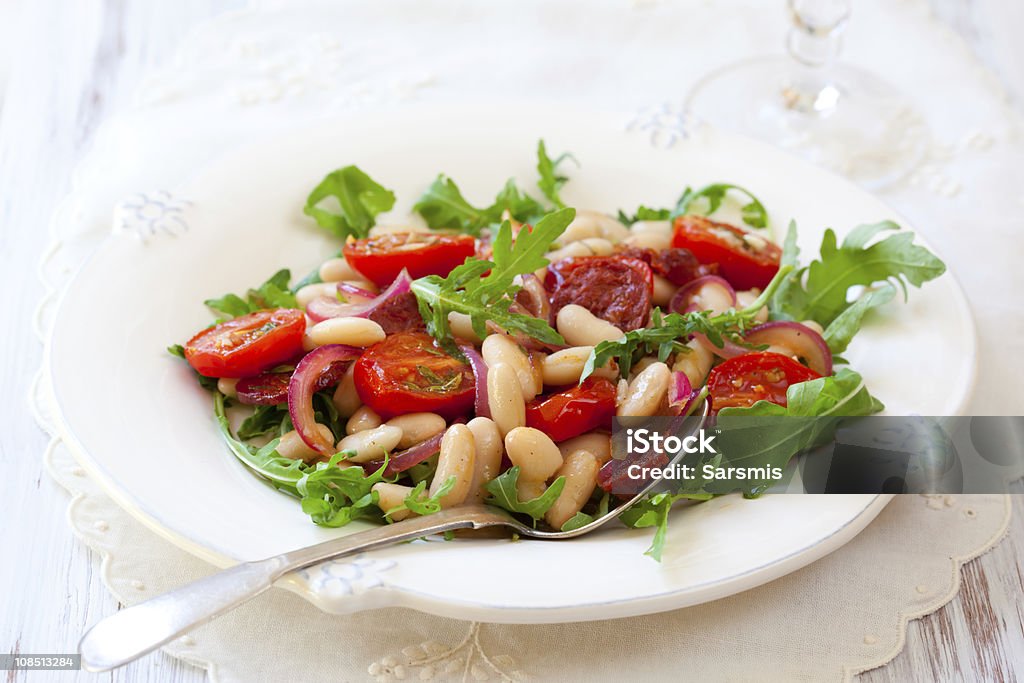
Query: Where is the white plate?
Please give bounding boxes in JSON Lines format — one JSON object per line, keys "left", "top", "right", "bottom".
{"left": 46, "top": 105, "right": 975, "bottom": 623}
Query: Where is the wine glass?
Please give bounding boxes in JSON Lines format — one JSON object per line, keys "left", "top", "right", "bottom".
{"left": 685, "top": 0, "right": 927, "bottom": 189}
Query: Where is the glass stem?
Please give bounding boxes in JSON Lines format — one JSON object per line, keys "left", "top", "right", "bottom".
{"left": 782, "top": 0, "right": 851, "bottom": 115}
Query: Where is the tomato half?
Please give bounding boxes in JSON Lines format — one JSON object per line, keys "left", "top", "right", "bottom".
{"left": 706, "top": 352, "right": 822, "bottom": 413}
{"left": 353, "top": 332, "right": 475, "bottom": 419}
{"left": 525, "top": 377, "right": 617, "bottom": 442}
{"left": 671, "top": 215, "right": 781, "bottom": 290}
{"left": 343, "top": 233, "right": 476, "bottom": 288}
{"left": 184, "top": 309, "right": 306, "bottom": 378}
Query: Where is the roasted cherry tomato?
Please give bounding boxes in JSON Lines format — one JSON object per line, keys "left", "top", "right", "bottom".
{"left": 183, "top": 309, "right": 306, "bottom": 378}
{"left": 671, "top": 215, "right": 781, "bottom": 290}
{"left": 525, "top": 377, "right": 617, "bottom": 442}
{"left": 353, "top": 332, "right": 475, "bottom": 419}
{"left": 343, "top": 233, "right": 476, "bottom": 288}
{"left": 706, "top": 352, "right": 821, "bottom": 413}
{"left": 235, "top": 361, "right": 349, "bottom": 405}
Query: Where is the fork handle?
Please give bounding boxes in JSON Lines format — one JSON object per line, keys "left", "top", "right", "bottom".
{"left": 78, "top": 508, "right": 487, "bottom": 672}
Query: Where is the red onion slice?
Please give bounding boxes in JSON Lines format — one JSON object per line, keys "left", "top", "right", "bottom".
{"left": 287, "top": 344, "right": 362, "bottom": 455}
{"left": 383, "top": 432, "right": 444, "bottom": 476}
{"left": 667, "top": 371, "right": 703, "bottom": 417}
{"left": 692, "top": 332, "right": 749, "bottom": 360}
{"left": 306, "top": 269, "right": 413, "bottom": 323}
{"left": 515, "top": 273, "right": 551, "bottom": 323}
{"left": 336, "top": 281, "right": 377, "bottom": 300}
{"left": 744, "top": 321, "right": 833, "bottom": 376}
{"left": 459, "top": 343, "right": 490, "bottom": 418}
{"left": 670, "top": 275, "right": 737, "bottom": 315}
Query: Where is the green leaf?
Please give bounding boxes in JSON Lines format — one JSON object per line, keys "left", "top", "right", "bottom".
{"left": 204, "top": 270, "right": 299, "bottom": 320}
{"left": 413, "top": 175, "right": 487, "bottom": 234}
{"left": 296, "top": 452, "right": 390, "bottom": 528}
{"left": 536, "top": 139, "right": 575, "bottom": 208}
{"left": 486, "top": 178, "right": 548, "bottom": 225}
{"left": 560, "top": 511, "right": 594, "bottom": 531}
{"left": 617, "top": 206, "right": 672, "bottom": 225}
{"left": 383, "top": 477, "right": 456, "bottom": 520}
{"left": 674, "top": 183, "right": 768, "bottom": 229}
{"left": 822, "top": 285, "right": 897, "bottom": 355}
{"left": 619, "top": 492, "right": 714, "bottom": 561}
{"left": 780, "top": 220, "right": 800, "bottom": 268}
{"left": 771, "top": 222, "right": 946, "bottom": 327}
{"left": 484, "top": 466, "right": 566, "bottom": 523}
{"left": 204, "top": 293, "right": 252, "bottom": 319}
{"left": 213, "top": 393, "right": 305, "bottom": 493}
{"left": 167, "top": 344, "right": 186, "bottom": 359}
{"left": 237, "top": 403, "right": 290, "bottom": 440}
{"left": 304, "top": 166, "right": 396, "bottom": 240}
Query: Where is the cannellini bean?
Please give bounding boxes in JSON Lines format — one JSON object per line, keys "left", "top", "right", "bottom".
{"left": 373, "top": 482, "right": 418, "bottom": 521}
{"left": 335, "top": 425, "right": 403, "bottom": 463}
{"left": 482, "top": 334, "right": 539, "bottom": 401}
{"left": 630, "top": 219, "right": 672, "bottom": 235}
{"left": 542, "top": 346, "right": 598, "bottom": 386}
{"left": 617, "top": 361, "right": 671, "bottom": 417}
{"left": 558, "top": 432, "right": 612, "bottom": 465}
{"left": 736, "top": 290, "right": 769, "bottom": 323}
{"left": 623, "top": 231, "right": 671, "bottom": 251}
{"left": 448, "top": 311, "right": 482, "bottom": 342}
{"left": 560, "top": 209, "right": 630, "bottom": 244}
{"left": 546, "top": 238, "right": 612, "bottom": 262}
{"left": 386, "top": 412, "right": 446, "bottom": 448}
{"left": 629, "top": 357, "right": 658, "bottom": 378}
{"left": 466, "top": 417, "right": 504, "bottom": 503}
{"left": 277, "top": 426, "right": 334, "bottom": 462}
{"left": 318, "top": 257, "right": 359, "bottom": 282}
{"left": 801, "top": 319, "right": 825, "bottom": 335}
{"left": 301, "top": 333, "right": 317, "bottom": 352}
{"left": 578, "top": 237, "right": 615, "bottom": 256}
{"left": 556, "top": 305, "right": 624, "bottom": 347}
{"left": 332, "top": 364, "right": 361, "bottom": 417}
{"left": 430, "top": 424, "right": 475, "bottom": 507}
{"left": 369, "top": 211, "right": 431, "bottom": 235}
{"left": 217, "top": 377, "right": 238, "bottom": 398}
{"left": 545, "top": 450, "right": 600, "bottom": 529}
{"left": 517, "top": 478, "right": 548, "bottom": 502}
{"left": 295, "top": 282, "right": 337, "bottom": 308}
{"left": 672, "top": 338, "right": 714, "bottom": 388}
{"left": 308, "top": 317, "right": 386, "bottom": 348}
{"left": 504, "top": 427, "right": 563, "bottom": 482}
{"left": 487, "top": 362, "right": 525, "bottom": 437}
{"left": 652, "top": 275, "right": 677, "bottom": 307}
{"left": 346, "top": 405, "right": 382, "bottom": 435}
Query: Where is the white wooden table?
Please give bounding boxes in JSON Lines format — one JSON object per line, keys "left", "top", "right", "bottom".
{"left": 0, "top": 2, "right": 1020, "bottom": 681}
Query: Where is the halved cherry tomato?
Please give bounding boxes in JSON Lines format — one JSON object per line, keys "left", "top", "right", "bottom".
{"left": 706, "top": 352, "right": 821, "bottom": 413}
{"left": 343, "top": 233, "right": 476, "bottom": 288}
{"left": 353, "top": 331, "right": 475, "bottom": 419}
{"left": 671, "top": 215, "right": 781, "bottom": 290}
{"left": 183, "top": 309, "right": 306, "bottom": 378}
{"left": 525, "top": 377, "right": 617, "bottom": 442}
{"left": 235, "top": 361, "right": 349, "bottom": 405}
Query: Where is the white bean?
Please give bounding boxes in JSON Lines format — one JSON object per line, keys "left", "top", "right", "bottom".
{"left": 277, "top": 426, "right": 334, "bottom": 462}
{"left": 332, "top": 364, "right": 361, "bottom": 417}
{"left": 617, "top": 361, "right": 671, "bottom": 417}
{"left": 295, "top": 282, "right": 337, "bottom": 309}
{"left": 217, "top": 377, "right": 238, "bottom": 398}
{"left": 346, "top": 405, "right": 382, "bottom": 435}
{"left": 373, "top": 482, "right": 418, "bottom": 521}
{"left": 369, "top": 212, "right": 431, "bottom": 235}
{"left": 301, "top": 333, "right": 317, "bottom": 352}
{"left": 487, "top": 362, "right": 525, "bottom": 437}
{"left": 504, "top": 427, "right": 563, "bottom": 482}
{"left": 517, "top": 478, "right": 548, "bottom": 503}
{"left": 482, "top": 334, "right": 539, "bottom": 401}
{"left": 623, "top": 231, "right": 671, "bottom": 251}
{"left": 672, "top": 338, "right": 714, "bottom": 388}
{"left": 466, "top": 417, "right": 504, "bottom": 503}
{"left": 545, "top": 450, "right": 600, "bottom": 529}
{"left": 801, "top": 319, "right": 825, "bottom": 335}
{"left": 736, "top": 290, "right": 769, "bottom": 323}
{"left": 630, "top": 219, "right": 672, "bottom": 235}
{"left": 308, "top": 317, "right": 386, "bottom": 348}
{"left": 558, "top": 432, "right": 612, "bottom": 465}
{"left": 335, "top": 425, "right": 403, "bottom": 463}
{"left": 540, "top": 346, "right": 617, "bottom": 385}
{"left": 448, "top": 312, "right": 481, "bottom": 342}
{"left": 546, "top": 240, "right": 605, "bottom": 262}
{"left": 560, "top": 209, "right": 629, "bottom": 244}
{"left": 318, "top": 257, "right": 359, "bottom": 283}
{"left": 652, "top": 275, "right": 677, "bottom": 307}
{"left": 431, "top": 424, "right": 475, "bottom": 507}
{"left": 386, "top": 412, "right": 446, "bottom": 448}
{"left": 556, "top": 305, "right": 624, "bottom": 347}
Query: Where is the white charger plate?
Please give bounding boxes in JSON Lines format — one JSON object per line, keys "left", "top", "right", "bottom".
{"left": 46, "top": 105, "right": 976, "bottom": 623}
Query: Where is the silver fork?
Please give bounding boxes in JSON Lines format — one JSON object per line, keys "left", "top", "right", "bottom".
{"left": 79, "top": 403, "right": 708, "bottom": 672}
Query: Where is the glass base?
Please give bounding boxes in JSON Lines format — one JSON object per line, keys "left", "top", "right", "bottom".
{"left": 685, "top": 56, "right": 928, "bottom": 190}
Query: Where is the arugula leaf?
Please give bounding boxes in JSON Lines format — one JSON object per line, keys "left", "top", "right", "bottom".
{"left": 822, "top": 285, "right": 897, "bottom": 355}
{"left": 411, "top": 209, "right": 574, "bottom": 351}
{"left": 237, "top": 403, "right": 290, "bottom": 440}
{"left": 582, "top": 265, "right": 793, "bottom": 380}
{"left": 297, "top": 453, "right": 389, "bottom": 527}
{"left": 213, "top": 393, "right": 305, "bottom": 493}
{"left": 382, "top": 477, "right": 456, "bottom": 521}
{"left": 414, "top": 175, "right": 487, "bottom": 234}
{"left": 204, "top": 269, "right": 299, "bottom": 319}
{"left": 536, "top": 139, "right": 574, "bottom": 208}
{"left": 617, "top": 206, "right": 672, "bottom": 225}
{"left": 304, "top": 166, "right": 396, "bottom": 240}
{"left": 780, "top": 219, "right": 800, "bottom": 268}
{"left": 488, "top": 179, "right": 547, "bottom": 225}
{"left": 771, "top": 221, "right": 946, "bottom": 327}
{"left": 167, "top": 344, "right": 186, "bottom": 359}
{"left": 484, "top": 466, "right": 566, "bottom": 523}
{"left": 619, "top": 492, "right": 713, "bottom": 561}
{"left": 675, "top": 183, "right": 768, "bottom": 229}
